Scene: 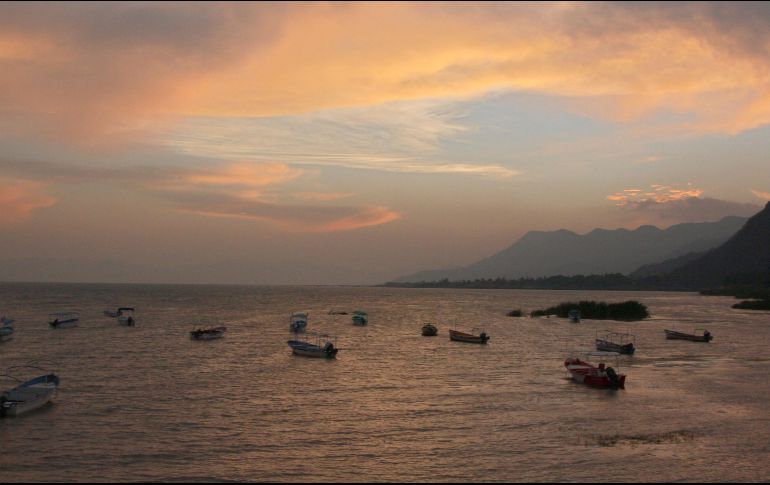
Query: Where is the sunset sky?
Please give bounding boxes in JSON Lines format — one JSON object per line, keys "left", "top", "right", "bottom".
{"left": 2, "top": 1, "right": 769, "bottom": 284}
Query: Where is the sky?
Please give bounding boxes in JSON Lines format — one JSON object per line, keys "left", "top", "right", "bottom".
{"left": 1, "top": 1, "right": 769, "bottom": 285}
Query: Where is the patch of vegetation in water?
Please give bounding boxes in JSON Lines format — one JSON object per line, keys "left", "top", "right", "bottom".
{"left": 506, "top": 309, "right": 524, "bottom": 317}
{"left": 530, "top": 300, "right": 650, "bottom": 321}
{"left": 732, "top": 299, "right": 770, "bottom": 310}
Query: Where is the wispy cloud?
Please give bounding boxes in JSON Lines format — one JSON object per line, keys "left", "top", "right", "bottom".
{"left": 0, "top": 177, "right": 56, "bottom": 223}
{"left": 164, "top": 99, "right": 518, "bottom": 177}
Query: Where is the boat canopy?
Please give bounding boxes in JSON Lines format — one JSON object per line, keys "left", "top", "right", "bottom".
{"left": 117, "top": 307, "right": 134, "bottom": 312}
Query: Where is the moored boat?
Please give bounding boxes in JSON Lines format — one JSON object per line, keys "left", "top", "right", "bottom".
{"left": 449, "top": 328, "right": 489, "bottom": 344}
{"left": 351, "top": 310, "right": 368, "bottom": 326}
{"left": 664, "top": 328, "right": 713, "bottom": 342}
{"left": 0, "top": 316, "right": 14, "bottom": 341}
{"left": 48, "top": 312, "right": 79, "bottom": 329}
{"left": 422, "top": 323, "right": 438, "bottom": 336}
{"left": 565, "top": 352, "right": 625, "bottom": 389}
{"left": 595, "top": 331, "right": 636, "bottom": 354}
{"left": 287, "top": 333, "right": 338, "bottom": 358}
{"left": 1, "top": 369, "right": 59, "bottom": 417}
{"left": 290, "top": 312, "right": 308, "bottom": 333}
{"left": 190, "top": 326, "right": 227, "bottom": 340}
{"left": 568, "top": 309, "right": 581, "bottom": 323}
{"left": 117, "top": 307, "right": 135, "bottom": 326}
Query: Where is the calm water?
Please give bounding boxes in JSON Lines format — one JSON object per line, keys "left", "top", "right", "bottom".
{"left": 1, "top": 283, "right": 769, "bottom": 482}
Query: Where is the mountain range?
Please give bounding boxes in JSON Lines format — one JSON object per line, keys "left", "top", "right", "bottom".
{"left": 395, "top": 216, "right": 749, "bottom": 283}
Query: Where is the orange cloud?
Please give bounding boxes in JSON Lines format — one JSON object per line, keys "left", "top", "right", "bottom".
{"left": 4, "top": 2, "right": 770, "bottom": 143}
{"left": 751, "top": 189, "right": 770, "bottom": 201}
{"left": 184, "top": 162, "right": 302, "bottom": 188}
{"left": 0, "top": 177, "right": 56, "bottom": 223}
{"left": 608, "top": 184, "right": 704, "bottom": 206}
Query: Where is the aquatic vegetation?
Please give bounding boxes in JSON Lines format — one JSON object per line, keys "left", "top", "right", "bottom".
{"left": 506, "top": 309, "right": 524, "bottom": 317}
{"left": 530, "top": 300, "right": 650, "bottom": 321}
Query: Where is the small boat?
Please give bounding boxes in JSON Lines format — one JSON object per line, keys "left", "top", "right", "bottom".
{"left": 568, "top": 309, "right": 581, "bottom": 323}
{"left": 449, "top": 328, "right": 489, "bottom": 344}
{"left": 351, "top": 310, "right": 368, "bottom": 326}
{"left": 48, "top": 312, "right": 79, "bottom": 329}
{"left": 328, "top": 309, "right": 349, "bottom": 315}
{"left": 595, "top": 331, "right": 636, "bottom": 354}
{"left": 422, "top": 323, "right": 438, "bottom": 336}
{"left": 103, "top": 309, "right": 119, "bottom": 318}
{"left": 117, "top": 307, "right": 135, "bottom": 326}
{"left": 290, "top": 312, "right": 308, "bottom": 333}
{"left": 190, "top": 326, "right": 227, "bottom": 340}
{"left": 664, "top": 328, "right": 713, "bottom": 342}
{"left": 1, "top": 366, "right": 59, "bottom": 417}
{"left": 287, "top": 333, "right": 338, "bottom": 358}
{"left": 0, "top": 316, "right": 15, "bottom": 341}
{"left": 565, "top": 352, "right": 625, "bottom": 389}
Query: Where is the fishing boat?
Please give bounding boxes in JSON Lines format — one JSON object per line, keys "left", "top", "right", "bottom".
{"left": 328, "top": 309, "right": 349, "bottom": 315}
{"left": 351, "top": 310, "right": 368, "bottom": 326}
{"left": 48, "top": 312, "right": 79, "bottom": 329}
{"left": 287, "top": 332, "right": 338, "bottom": 358}
{"left": 117, "top": 307, "right": 135, "bottom": 326}
{"left": 595, "top": 331, "right": 636, "bottom": 354}
{"left": 103, "top": 309, "right": 119, "bottom": 318}
{"left": 564, "top": 352, "right": 625, "bottom": 389}
{"left": 568, "top": 309, "right": 581, "bottom": 323}
{"left": 190, "top": 326, "right": 227, "bottom": 340}
{"left": 422, "top": 323, "right": 438, "bottom": 336}
{"left": 664, "top": 328, "right": 713, "bottom": 342}
{"left": 1, "top": 365, "right": 60, "bottom": 417}
{"left": 0, "top": 316, "right": 14, "bottom": 341}
{"left": 289, "top": 312, "right": 308, "bottom": 333}
{"left": 449, "top": 327, "right": 489, "bottom": 344}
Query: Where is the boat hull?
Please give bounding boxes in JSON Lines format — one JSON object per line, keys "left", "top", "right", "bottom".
{"left": 564, "top": 359, "right": 626, "bottom": 389}
{"left": 287, "top": 340, "right": 337, "bottom": 358}
{"left": 118, "top": 317, "right": 135, "bottom": 326}
{"left": 664, "top": 330, "right": 712, "bottom": 342}
{"left": 190, "top": 327, "right": 226, "bottom": 340}
{"left": 422, "top": 325, "right": 438, "bottom": 336}
{"left": 565, "top": 359, "right": 625, "bottom": 389}
{"left": 595, "top": 339, "right": 635, "bottom": 354}
{"left": 49, "top": 319, "right": 79, "bottom": 328}
{"left": 449, "top": 330, "right": 489, "bottom": 344}
{"left": 1, "top": 374, "right": 59, "bottom": 418}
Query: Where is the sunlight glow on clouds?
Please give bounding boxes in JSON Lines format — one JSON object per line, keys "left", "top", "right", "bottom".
{"left": 0, "top": 177, "right": 56, "bottom": 223}
{"left": 751, "top": 189, "right": 770, "bottom": 201}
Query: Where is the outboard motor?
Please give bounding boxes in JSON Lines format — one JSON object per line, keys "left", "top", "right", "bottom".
{"left": 606, "top": 367, "right": 620, "bottom": 387}
{"left": 324, "top": 342, "right": 335, "bottom": 354}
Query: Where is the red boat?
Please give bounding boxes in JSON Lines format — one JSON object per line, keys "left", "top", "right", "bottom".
{"left": 564, "top": 352, "right": 626, "bottom": 389}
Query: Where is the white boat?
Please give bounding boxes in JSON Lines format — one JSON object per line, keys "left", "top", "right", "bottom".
{"left": 290, "top": 312, "right": 308, "bottom": 333}
{"left": 287, "top": 332, "right": 338, "bottom": 358}
{"left": 1, "top": 368, "right": 59, "bottom": 417}
{"left": 449, "top": 327, "right": 489, "bottom": 344}
{"left": 117, "top": 307, "right": 136, "bottom": 326}
{"left": 190, "top": 326, "right": 227, "bottom": 340}
{"left": 48, "top": 312, "right": 79, "bottom": 329}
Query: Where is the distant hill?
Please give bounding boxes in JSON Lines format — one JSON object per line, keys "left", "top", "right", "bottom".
{"left": 395, "top": 216, "right": 747, "bottom": 282}
{"left": 663, "top": 202, "right": 770, "bottom": 289}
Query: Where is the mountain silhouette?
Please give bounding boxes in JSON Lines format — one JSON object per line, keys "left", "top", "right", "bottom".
{"left": 395, "top": 216, "right": 747, "bottom": 282}
{"left": 662, "top": 202, "right": 770, "bottom": 288}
